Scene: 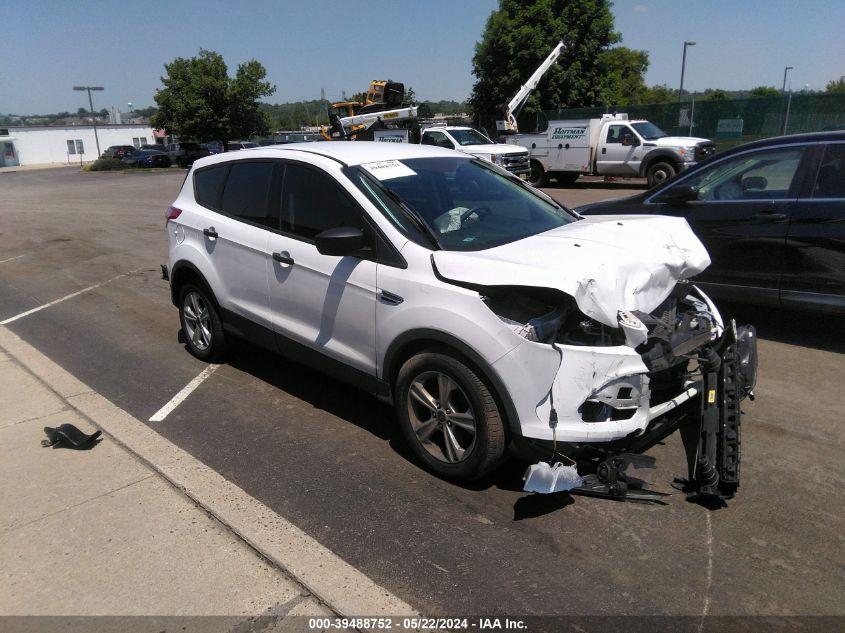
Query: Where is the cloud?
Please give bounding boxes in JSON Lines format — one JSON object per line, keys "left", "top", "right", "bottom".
{"left": 634, "top": 4, "right": 649, "bottom": 12}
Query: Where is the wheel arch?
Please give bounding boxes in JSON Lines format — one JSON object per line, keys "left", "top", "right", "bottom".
{"left": 639, "top": 151, "right": 681, "bottom": 178}
{"left": 383, "top": 328, "right": 521, "bottom": 437}
{"left": 170, "top": 260, "right": 218, "bottom": 309}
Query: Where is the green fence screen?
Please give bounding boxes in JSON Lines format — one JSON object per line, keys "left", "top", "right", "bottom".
{"left": 533, "top": 93, "right": 845, "bottom": 151}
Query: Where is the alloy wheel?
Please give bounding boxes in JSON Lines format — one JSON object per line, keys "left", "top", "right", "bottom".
{"left": 407, "top": 371, "right": 477, "bottom": 463}
{"left": 182, "top": 291, "right": 212, "bottom": 351}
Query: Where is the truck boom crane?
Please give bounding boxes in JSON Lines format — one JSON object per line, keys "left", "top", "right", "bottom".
{"left": 497, "top": 40, "right": 565, "bottom": 133}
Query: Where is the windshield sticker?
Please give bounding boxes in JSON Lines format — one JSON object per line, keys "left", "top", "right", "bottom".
{"left": 361, "top": 160, "right": 417, "bottom": 180}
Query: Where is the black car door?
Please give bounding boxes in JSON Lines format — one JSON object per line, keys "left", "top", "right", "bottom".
{"left": 782, "top": 141, "right": 845, "bottom": 311}
{"left": 650, "top": 145, "right": 810, "bottom": 304}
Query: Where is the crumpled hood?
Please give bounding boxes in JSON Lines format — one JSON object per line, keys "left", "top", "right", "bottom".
{"left": 652, "top": 136, "right": 710, "bottom": 147}
{"left": 432, "top": 215, "right": 711, "bottom": 327}
{"left": 461, "top": 143, "right": 526, "bottom": 156}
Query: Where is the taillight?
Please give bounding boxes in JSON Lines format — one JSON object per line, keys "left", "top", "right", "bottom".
{"left": 166, "top": 206, "right": 183, "bottom": 223}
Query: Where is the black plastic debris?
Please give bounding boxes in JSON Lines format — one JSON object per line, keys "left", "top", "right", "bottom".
{"left": 41, "top": 424, "right": 102, "bottom": 450}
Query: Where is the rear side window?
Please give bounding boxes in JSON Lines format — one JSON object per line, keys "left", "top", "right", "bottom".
{"left": 813, "top": 144, "right": 845, "bottom": 198}
{"left": 194, "top": 164, "right": 229, "bottom": 210}
{"left": 221, "top": 161, "right": 274, "bottom": 225}
{"left": 280, "top": 163, "right": 362, "bottom": 239}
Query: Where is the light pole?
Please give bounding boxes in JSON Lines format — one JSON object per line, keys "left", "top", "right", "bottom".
{"left": 781, "top": 66, "right": 793, "bottom": 94}
{"left": 678, "top": 41, "right": 696, "bottom": 102}
{"left": 73, "top": 86, "right": 105, "bottom": 157}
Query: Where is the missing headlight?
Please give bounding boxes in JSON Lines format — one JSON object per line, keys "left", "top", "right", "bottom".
{"left": 480, "top": 286, "right": 572, "bottom": 343}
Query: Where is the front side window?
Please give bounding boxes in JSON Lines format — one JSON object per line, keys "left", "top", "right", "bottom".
{"left": 606, "top": 125, "right": 629, "bottom": 143}
{"left": 220, "top": 161, "right": 274, "bottom": 225}
{"left": 421, "top": 131, "right": 452, "bottom": 148}
{"left": 281, "top": 163, "right": 362, "bottom": 239}
{"left": 813, "top": 144, "right": 845, "bottom": 198}
{"left": 685, "top": 147, "right": 805, "bottom": 201}
{"left": 352, "top": 156, "right": 575, "bottom": 251}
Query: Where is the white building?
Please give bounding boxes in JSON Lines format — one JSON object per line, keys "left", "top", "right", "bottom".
{"left": 0, "top": 124, "right": 160, "bottom": 167}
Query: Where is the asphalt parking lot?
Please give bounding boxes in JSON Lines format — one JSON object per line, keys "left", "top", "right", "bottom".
{"left": 1, "top": 166, "right": 843, "bottom": 622}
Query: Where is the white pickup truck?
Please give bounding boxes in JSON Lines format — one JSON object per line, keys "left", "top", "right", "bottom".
{"left": 375, "top": 126, "right": 530, "bottom": 177}
{"left": 505, "top": 113, "right": 715, "bottom": 187}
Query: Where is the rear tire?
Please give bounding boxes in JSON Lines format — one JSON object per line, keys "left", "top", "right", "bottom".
{"left": 395, "top": 351, "right": 506, "bottom": 481}
{"left": 555, "top": 172, "right": 580, "bottom": 185}
{"left": 528, "top": 160, "right": 548, "bottom": 187}
{"left": 178, "top": 283, "right": 225, "bottom": 362}
{"left": 646, "top": 161, "right": 676, "bottom": 188}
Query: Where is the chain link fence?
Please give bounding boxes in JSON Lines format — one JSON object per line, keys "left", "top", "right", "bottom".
{"left": 532, "top": 93, "right": 845, "bottom": 151}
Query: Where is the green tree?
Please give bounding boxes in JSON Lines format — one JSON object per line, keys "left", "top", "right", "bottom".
{"left": 470, "top": 0, "right": 623, "bottom": 123}
{"left": 702, "top": 88, "right": 728, "bottom": 100}
{"left": 750, "top": 86, "right": 780, "bottom": 97}
{"left": 597, "top": 46, "right": 649, "bottom": 106}
{"left": 825, "top": 77, "right": 845, "bottom": 93}
{"left": 641, "top": 84, "right": 677, "bottom": 103}
{"left": 151, "top": 49, "right": 276, "bottom": 149}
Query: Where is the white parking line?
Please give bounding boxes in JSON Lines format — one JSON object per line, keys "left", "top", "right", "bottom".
{"left": 149, "top": 364, "right": 220, "bottom": 422}
{"left": 0, "top": 255, "right": 26, "bottom": 264}
{"left": 0, "top": 272, "right": 131, "bottom": 325}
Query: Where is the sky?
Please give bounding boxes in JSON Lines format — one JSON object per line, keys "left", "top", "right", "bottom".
{"left": 2, "top": 0, "right": 844, "bottom": 115}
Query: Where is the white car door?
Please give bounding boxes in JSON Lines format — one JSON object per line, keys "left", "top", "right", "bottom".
{"left": 191, "top": 160, "right": 275, "bottom": 331}
{"left": 597, "top": 124, "right": 642, "bottom": 176}
{"left": 265, "top": 161, "right": 377, "bottom": 375}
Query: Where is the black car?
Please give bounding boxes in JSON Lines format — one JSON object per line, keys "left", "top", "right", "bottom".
{"left": 121, "top": 149, "right": 172, "bottom": 168}
{"left": 577, "top": 132, "right": 845, "bottom": 314}
{"left": 101, "top": 145, "right": 136, "bottom": 159}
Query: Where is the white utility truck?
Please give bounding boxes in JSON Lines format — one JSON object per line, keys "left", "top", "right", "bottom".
{"left": 505, "top": 113, "right": 715, "bottom": 187}
{"left": 373, "top": 126, "right": 531, "bottom": 177}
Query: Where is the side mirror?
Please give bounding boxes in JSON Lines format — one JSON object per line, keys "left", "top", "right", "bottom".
{"left": 654, "top": 184, "right": 699, "bottom": 204}
{"left": 437, "top": 139, "right": 455, "bottom": 150}
{"left": 314, "top": 227, "right": 364, "bottom": 257}
{"left": 742, "top": 176, "right": 768, "bottom": 191}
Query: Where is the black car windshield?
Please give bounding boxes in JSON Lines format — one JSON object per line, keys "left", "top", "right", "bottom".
{"left": 631, "top": 121, "right": 668, "bottom": 140}
{"left": 350, "top": 156, "right": 576, "bottom": 251}
{"left": 447, "top": 129, "right": 494, "bottom": 146}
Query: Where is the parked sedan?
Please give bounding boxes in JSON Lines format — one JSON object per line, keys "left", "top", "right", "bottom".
{"left": 577, "top": 131, "right": 845, "bottom": 314}
{"left": 121, "top": 149, "right": 172, "bottom": 168}
{"left": 101, "top": 145, "right": 136, "bottom": 159}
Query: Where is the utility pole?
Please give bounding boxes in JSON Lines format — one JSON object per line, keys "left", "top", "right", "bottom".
{"left": 73, "top": 85, "right": 105, "bottom": 157}
{"left": 678, "top": 41, "right": 696, "bottom": 102}
{"left": 781, "top": 67, "right": 793, "bottom": 94}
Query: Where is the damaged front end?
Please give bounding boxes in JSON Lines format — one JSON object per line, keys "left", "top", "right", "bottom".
{"left": 483, "top": 282, "right": 757, "bottom": 502}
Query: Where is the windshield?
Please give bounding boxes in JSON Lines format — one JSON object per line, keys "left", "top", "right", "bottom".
{"left": 631, "top": 121, "right": 668, "bottom": 140}
{"left": 350, "top": 156, "right": 576, "bottom": 251}
{"left": 448, "top": 128, "right": 494, "bottom": 146}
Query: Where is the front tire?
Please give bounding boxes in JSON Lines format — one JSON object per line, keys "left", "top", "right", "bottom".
{"left": 528, "top": 160, "right": 548, "bottom": 187}
{"left": 178, "top": 283, "right": 225, "bottom": 362}
{"left": 395, "top": 351, "right": 506, "bottom": 481}
{"left": 646, "top": 161, "right": 676, "bottom": 188}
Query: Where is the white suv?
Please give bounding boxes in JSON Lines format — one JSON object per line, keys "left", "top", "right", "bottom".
{"left": 165, "top": 142, "right": 756, "bottom": 499}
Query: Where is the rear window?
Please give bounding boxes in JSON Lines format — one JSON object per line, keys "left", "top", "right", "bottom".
{"left": 194, "top": 164, "right": 229, "bottom": 210}
{"left": 221, "top": 161, "right": 274, "bottom": 225}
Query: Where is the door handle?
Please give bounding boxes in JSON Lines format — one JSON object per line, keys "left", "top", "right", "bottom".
{"left": 750, "top": 212, "right": 787, "bottom": 224}
{"left": 203, "top": 227, "right": 218, "bottom": 238}
{"left": 272, "top": 252, "right": 295, "bottom": 265}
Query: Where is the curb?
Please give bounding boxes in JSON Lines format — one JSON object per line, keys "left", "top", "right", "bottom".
{"left": 0, "top": 325, "right": 418, "bottom": 621}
